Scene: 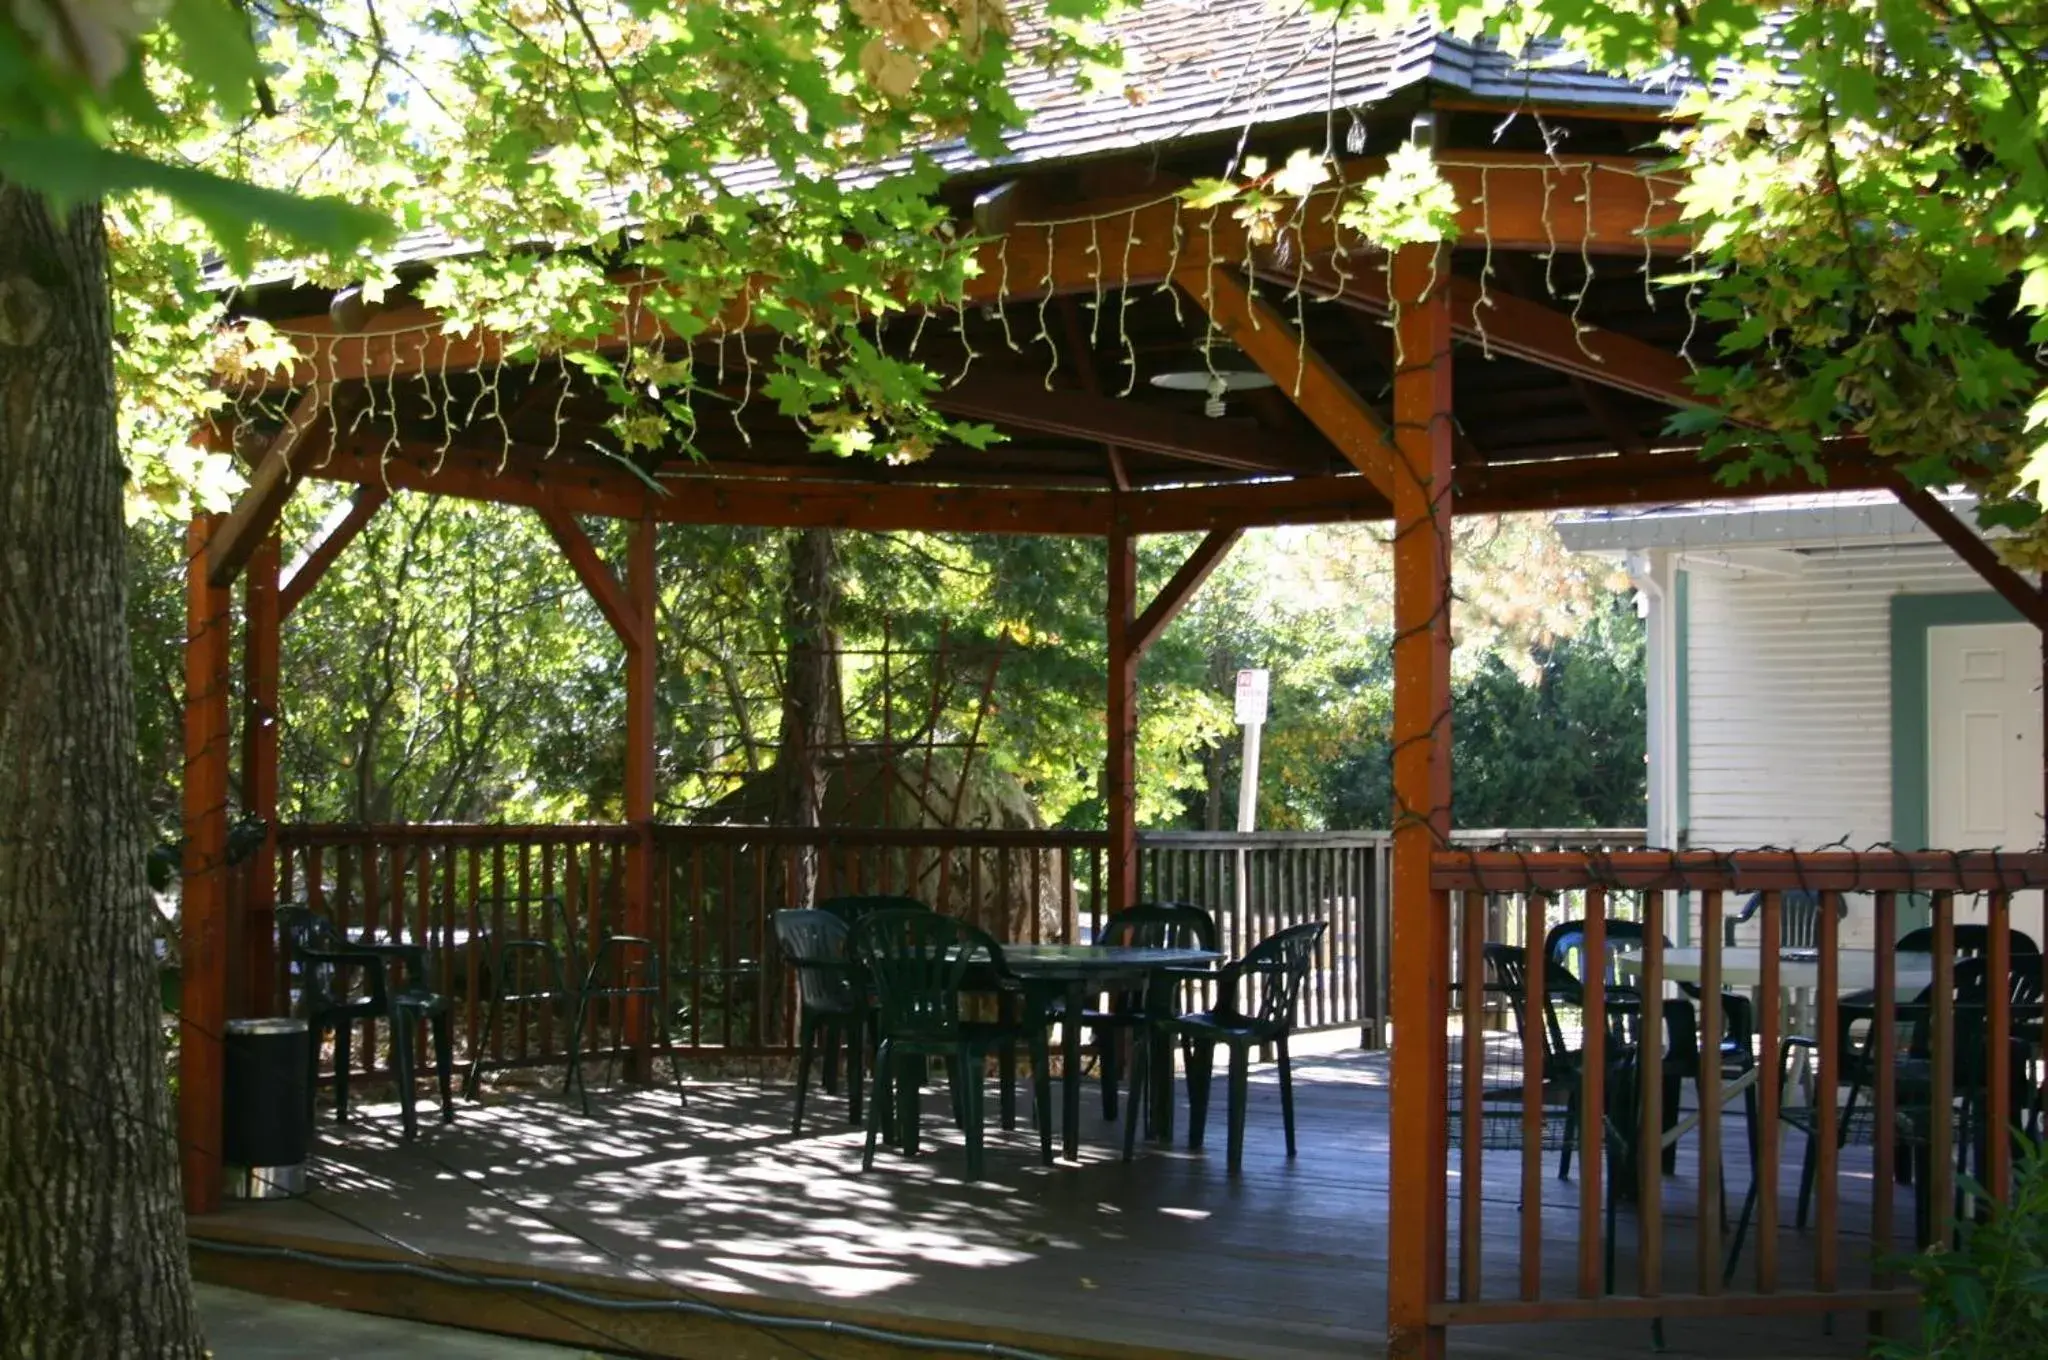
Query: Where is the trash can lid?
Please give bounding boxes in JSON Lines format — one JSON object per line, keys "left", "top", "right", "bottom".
{"left": 225, "top": 1017, "right": 308, "bottom": 1035}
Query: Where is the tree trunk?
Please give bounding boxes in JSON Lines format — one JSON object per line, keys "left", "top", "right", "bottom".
{"left": 0, "top": 187, "right": 207, "bottom": 1356}
{"left": 774, "top": 528, "right": 843, "bottom": 907}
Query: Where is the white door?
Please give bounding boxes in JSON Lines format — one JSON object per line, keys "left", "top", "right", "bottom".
{"left": 1929, "top": 621, "right": 2044, "bottom": 941}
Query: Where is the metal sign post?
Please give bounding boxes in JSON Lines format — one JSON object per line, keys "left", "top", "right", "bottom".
{"left": 1234, "top": 669, "right": 1269, "bottom": 833}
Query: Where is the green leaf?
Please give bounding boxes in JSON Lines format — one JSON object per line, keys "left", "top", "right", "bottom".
{"left": 163, "top": 0, "right": 265, "bottom": 117}
{"left": 0, "top": 136, "right": 388, "bottom": 268}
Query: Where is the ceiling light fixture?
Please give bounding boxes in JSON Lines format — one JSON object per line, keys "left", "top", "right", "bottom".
{"left": 1148, "top": 339, "right": 1275, "bottom": 417}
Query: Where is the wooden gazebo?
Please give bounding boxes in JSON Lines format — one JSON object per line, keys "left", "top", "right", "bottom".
{"left": 180, "top": 12, "right": 2048, "bottom": 1357}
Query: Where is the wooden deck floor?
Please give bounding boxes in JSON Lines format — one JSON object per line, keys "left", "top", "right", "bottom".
{"left": 190, "top": 1049, "right": 1900, "bottom": 1359}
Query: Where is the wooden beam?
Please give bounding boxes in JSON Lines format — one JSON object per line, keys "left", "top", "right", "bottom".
{"left": 242, "top": 533, "right": 282, "bottom": 1016}
{"left": 1888, "top": 477, "right": 2048, "bottom": 629}
{"left": 534, "top": 498, "right": 644, "bottom": 650}
{"left": 1451, "top": 277, "right": 1704, "bottom": 410}
{"left": 932, "top": 369, "right": 1324, "bottom": 475}
{"left": 622, "top": 514, "right": 657, "bottom": 1080}
{"left": 279, "top": 486, "right": 388, "bottom": 619}
{"left": 1180, "top": 265, "right": 1400, "bottom": 498}
{"left": 207, "top": 389, "right": 327, "bottom": 586}
{"left": 298, "top": 437, "right": 1120, "bottom": 535}
{"left": 181, "top": 514, "right": 233, "bottom": 1215}
{"left": 1127, "top": 529, "right": 1241, "bottom": 660}
{"left": 1385, "top": 121, "right": 1456, "bottom": 1360}
{"left": 1107, "top": 527, "right": 1139, "bottom": 914}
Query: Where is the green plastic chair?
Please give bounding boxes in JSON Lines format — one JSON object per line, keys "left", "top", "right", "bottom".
{"left": 1134, "top": 920, "right": 1327, "bottom": 1173}
{"left": 463, "top": 894, "right": 578, "bottom": 1104}
{"left": 850, "top": 909, "right": 1052, "bottom": 1178}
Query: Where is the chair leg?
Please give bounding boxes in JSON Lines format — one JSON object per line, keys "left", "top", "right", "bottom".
{"left": 1226, "top": 1044, "right": 1250, "bottom": 1175}
{"left": 392, "top": 1012, "right": 419, "bottom": 1142}
{"left": 961, "top": 1043, "right": 986, "bottom": 1181}
{"left": 846, "top": 1015, "right": 865, "bottom": 1125}
{"left": 1559, "top": 1084, "right": 1578, "bottom": 1180}
{"left": 464, "top": 993, "right": 498, "bottom": 1100}
{"left": 1278, "top": 1034, "right": 1298, "bottom": 1157}
{"left": 1101, "top": 1023, "right": 1120, "bottom": 1122}
{"left": 1031, "top": 1023, "right": 1054, "bottom": 1165}
{"left": 863, "top": 1040, "right": 893, "bottom": 1172}
{"left": 1123, "top": 1024, "right": 1150, "bottom": 1162}
{"left": 432, "top": 1013, "right": 454, "bottom": 1122}
{"left": 999, "top": 1034, "right": 1018, "bottom": 1132}
{"left": 564, "top": 992, "right": 591, "bottom": 1115}
{"left": 1185, "top": 1039, "right": 1214, "bottom": 1150}
{"left": 900, "top": 1051, "right": 922, "bottom": 1157}
{"left": 793, "top": 1012, "right": 818, "bottom": 1135}
{"left": 821, "top": 1018, "right": 842, "bottom": 1096}
{"left": 334, "top": 1022, "right": 353, "bottom": 1123}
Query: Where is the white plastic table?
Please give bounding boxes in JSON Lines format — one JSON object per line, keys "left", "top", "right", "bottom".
{"left": 1626, "top": 946, "right": 1935, "bottom": 999}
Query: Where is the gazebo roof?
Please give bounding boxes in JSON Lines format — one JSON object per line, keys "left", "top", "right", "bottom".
{"left": 207, "top": 3, "right": 1883, "bottom": 570}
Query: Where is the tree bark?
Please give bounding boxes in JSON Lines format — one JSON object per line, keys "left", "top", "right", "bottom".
{"left": 0, "top": 187, "right": 207, "bottom": 1356}
{"left": 774, "top": 528, "right": 843, "bottom": 906}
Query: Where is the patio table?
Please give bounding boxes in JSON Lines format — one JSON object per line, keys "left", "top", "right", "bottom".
{"left": 995, "top": 944, "right": 1220, "bottom": 1161}
{"left": 1620, "top": 945, "right": 1934, "bottom": 998}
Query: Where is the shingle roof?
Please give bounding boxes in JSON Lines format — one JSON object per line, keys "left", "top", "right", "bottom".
{"left": 229, "top": 2, "right": 1679, "bottom": 291}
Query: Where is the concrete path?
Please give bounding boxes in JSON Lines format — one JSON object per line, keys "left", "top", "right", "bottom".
{"left": 198, "top": 1284, "right": 602, "bottom": 1358}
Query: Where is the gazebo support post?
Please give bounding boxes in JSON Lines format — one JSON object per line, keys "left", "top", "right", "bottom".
{"left": 180, "top": 513, "right": 234, "bottom": 1215}
{"left": 623, "top": 514, "right": 658, "bottom": 1080}
{"left": 1386, "top": 114, "right": 1457, "bottom": 1360}
{"left": 242, "top": 532, "right": 282, "bottom": 1016}
{"left": 1106, "top": 525, "right": 1139, "bottom": 915}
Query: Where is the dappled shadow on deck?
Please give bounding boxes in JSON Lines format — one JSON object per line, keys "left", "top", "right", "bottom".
{"left": 205, "top": 1051, "right": 1888, "bottom": 1359}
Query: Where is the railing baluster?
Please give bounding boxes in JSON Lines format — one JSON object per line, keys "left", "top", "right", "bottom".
{"left": 690, "top": 842, "right": 706, "bottom": 1051}
{"left": 1697, "top": 888, "right": 1723, "bottom": 1296}
{"left": 754, "top": 841, "right": 769, "bottom": 1049}
{"left": 1637, "top": 889, "right": 1663, "bottom": 1300}
{"left": 1930, "top": 890, "right": 1956, "bottom": 1248}
{"left": 1459, "top": 889, "right": 1485, "bottom": 1302}
{"left": 1578, "top": 890, "right": 1605, "bottom": 1299}
{"left": 465, "top": 844, "right": 482, "bottom": 1058}
{"left": 1520, "top": 890, "right": 1545, "bottom": 1302}
{"left": 516, "top": 838, "right": 533, "bottom": 1063}
{"left": 1756, "top": 890, "right": 1781, "bottom": 1293}
{"left": 1870, "top": 889, "right": 1898, "bottom": 1336}
{"left": 1815, "top": 888, "right": 1840, "bottom": 1295}
{"left": 1987, "top": 889, "right": 2012, "bottom": 1205}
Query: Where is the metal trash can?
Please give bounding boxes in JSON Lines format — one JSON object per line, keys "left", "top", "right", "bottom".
{"left": 222, "top": 1017, "right": 312, "bottom": 1200}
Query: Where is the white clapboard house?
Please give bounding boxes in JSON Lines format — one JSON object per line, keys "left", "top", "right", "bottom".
{"left": 1558, "top": 492, "right": 2044, "bottom": 946}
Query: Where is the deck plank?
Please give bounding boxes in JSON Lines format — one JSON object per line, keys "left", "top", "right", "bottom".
{"left": 193, "top": 1051, "right": 1895, "bottom": 1359}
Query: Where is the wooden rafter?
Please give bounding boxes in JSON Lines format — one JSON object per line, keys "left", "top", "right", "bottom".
{"left": 1266, "top": 257, "right": 1705, "bottom": 412}
{"left": 1888, "top": 476, "right": 2048, "bottom": 629}
{"left": 1127, "top": 528, "right": 1241, "bottom": 661}
{"left": 206, "top": 387, "right": 328, "bottom": 586}
{"left": 279, "top": 485, "right": 388, "bottom": 619}
{"left": 1179, "top": 265, "right": 1399, "bottom": 498}
{"left": 534, "top": 497, "right": 645, "bottom": 650}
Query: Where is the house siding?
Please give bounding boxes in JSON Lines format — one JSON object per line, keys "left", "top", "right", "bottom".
{"left": 1683, "top": 541, "right": 2015, "bottom": 946}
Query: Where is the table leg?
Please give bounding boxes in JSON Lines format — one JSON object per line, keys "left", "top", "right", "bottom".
{"left": 1063, "top": 979, "right": 1083, "bottom": 1160}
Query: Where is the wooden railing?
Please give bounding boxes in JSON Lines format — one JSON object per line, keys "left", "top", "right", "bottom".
{"left": 277, "top": 824, "right": 642, "bottom": 1080}
{"left": 275, "top": 822, "right": 1110, "bottom": 1072}
{"left": 1423, "top": 847, "right": 2048, "bottom": 1337}
{"left": 655, "top": 824, "right": 1109, "bottom": 1053}
{"left": 1143, "top": 828, "right": 1644, "bottom": 1047}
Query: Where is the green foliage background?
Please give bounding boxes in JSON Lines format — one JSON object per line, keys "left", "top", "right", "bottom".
{"left": 125, "top": 500, "right": 1645, "bottom": 837}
